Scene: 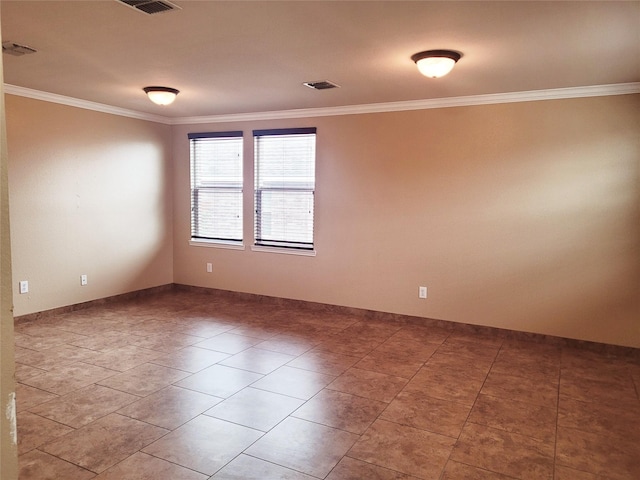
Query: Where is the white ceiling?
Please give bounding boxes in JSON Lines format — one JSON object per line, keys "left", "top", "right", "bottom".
{"left": 2, "top": 1, "right": 639, "bottom": 118}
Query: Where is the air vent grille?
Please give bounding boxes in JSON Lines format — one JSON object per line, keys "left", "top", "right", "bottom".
{"left": 303, "top": 80, "right": 340, "bottom": 90}
{"left": 117, "top": 0, "right": 181, "bottom": 15}
{"left": 2, "top": 41, "right": 37, "bottom": 56}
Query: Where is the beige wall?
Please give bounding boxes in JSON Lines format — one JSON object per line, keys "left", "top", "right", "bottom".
{"left": 4, "top": 92, "right": 638, "bottom": 348}
{"left": 6, "top": 96, "right": 174, "bottom": 317}
{"left": 173, "top": 95, "right": 640, "bottom": 347}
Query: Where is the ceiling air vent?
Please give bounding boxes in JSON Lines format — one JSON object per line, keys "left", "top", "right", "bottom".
{"left": 117, "top": 0, "right": 181, "bottom": 15}
{"left": 2, "top": 41, "right": 37, "bottom": 56}
{"left": 303, "top": 80, "right": 340, "bottom": 90}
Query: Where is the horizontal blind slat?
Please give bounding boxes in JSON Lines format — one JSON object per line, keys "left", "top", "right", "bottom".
{"left": 190, "top": 134, "right": 243, "bottom": 242}
{"left": 254, "top": 130, "right": 316, "bottom": 250}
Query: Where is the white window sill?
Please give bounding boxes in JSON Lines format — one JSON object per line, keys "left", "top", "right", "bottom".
{"left": 251, "top": 245, "right": 316, "bottom": 257}
{"left": 189, "top": 239, "right": 245, "bottom": 251}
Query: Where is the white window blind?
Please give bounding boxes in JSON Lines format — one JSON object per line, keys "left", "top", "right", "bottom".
{"left": 254, "top": 128, "right": 316, "bottom": 250}
{"left": 189, "top": 131, "right": 243, "bottom": 243}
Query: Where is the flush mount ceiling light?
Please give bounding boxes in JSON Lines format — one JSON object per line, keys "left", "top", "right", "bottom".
{"left": 143, "top": 86, "right": 179, "bottom": 105}
{"left": 411, "top": 50, "right": 462, "bottom": 78}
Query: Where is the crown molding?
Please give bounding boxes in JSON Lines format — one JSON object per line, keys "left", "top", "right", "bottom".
{"left": 3, "top": 84, "right": 172, "bottom": 125}
{"left": 5, "top": 82, "right": 639, "bottom": 126}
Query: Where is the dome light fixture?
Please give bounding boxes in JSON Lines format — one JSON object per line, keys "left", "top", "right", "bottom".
{"left": 143, "top": 86, "right": 179, "bottom": 105}
{"left": 411, "top": 50, "right": 462, "bottom": 78}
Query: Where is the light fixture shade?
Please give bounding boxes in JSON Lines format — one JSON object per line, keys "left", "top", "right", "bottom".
{"left": 411, "top": 50, "right": 461, "bottom": 78}
{"left": 143, "top": 86, "right": 179, "bottom": 105}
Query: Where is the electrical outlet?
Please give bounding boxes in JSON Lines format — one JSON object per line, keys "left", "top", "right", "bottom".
{"left": 206, "top": 263, "right": 213, "bottom": 273}
{"left": 419, "top": 286, "right": 427, "bottom": 299}
{"left": 19, "top": 280, "right": 29, "bottom": 294}
{"left": 81, "top": 274, "right": 88, "bottom": 286}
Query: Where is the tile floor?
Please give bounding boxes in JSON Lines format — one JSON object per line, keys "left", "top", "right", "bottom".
{"left": 14, "top": 289, "right": 640, "bottom": 479}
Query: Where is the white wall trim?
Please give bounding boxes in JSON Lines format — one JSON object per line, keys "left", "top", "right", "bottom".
{"left": 5, "top": 82, "right": 639, "bottom": 126}
{"left": 3, "top": 85, "right": 171, "bottom": 125}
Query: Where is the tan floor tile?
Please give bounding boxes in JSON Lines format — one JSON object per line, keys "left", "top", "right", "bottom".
{"left": 18, "top": 449, "right": 96, "bottom": 480}
{"left": 83, "top": 345, "right": 163, "bottom": 372}
{"left": 15, "top": 383, "right": 58, "bottom": 412}
{"left": 450, "top": 423, "right": 554, "bottom": 480}
{"left": 205, "top": 386, "right": 303, "bottom": 431}
{"left": 170, "top": 320, "right": 234, "bottom": 339}
{"left": 435, "top": 337, "right": 500, "bottom": 363}
{"left": 490, "top": 356, "right": 560, "bottom": 385}
{"left": 211, "top": 454, "right": 317, "bottom": 479}
{"left": 127, "top": 332, "right": 203, "bottom": 353}
{"left": 338, "top": 322, "right": 403, "bottom": 343}
{"left": 142, "top": 415, "right": 262, "bottom": 475}
{"left": 403, "top": 364, "right": 485, "bottom": 406}
{"left": 283, "top": 322, "right": 346, "bottom": 340}
{"left": 255, "top": 334, "right": 317, "bottom": 356}
{"left": 348, "top": 419, "right": 455, "bottom": 479}
{"left": 15, "top": 363, "right": 46, "bottom": 383}
{"left": 251, "top": 365, "right": 335, "bottom": 400}
{"left": 14, "top": 344, "right": 98, "bottom": 371}
{"left": 29, "top": 384, "right": 138, "bottom": 427}
{"left": 150, "top": 346, "right": 230, "bottom": 373}
{"left": 175, "top": 364, "right": 263, "bottom": 398}
{"left": 467, "top": 394, "right": 557, "bottom": 442}
{"left": 441, "top": 460, "right": 517, "bottom": 480}
{"left": 313, "top": 336, "right": 381, "bottom": 357}
{"left": 558, "top": 394, "right": 640, "bottom": 439}
{"left": 94, "top": 452, "right": 208, "bottom": 480}
{"left": 631, "top": 369, "right": 640, "bottom": 397}
{"left": 481, "top": 370, "right": 557, "bottom": 408}
{"left": 500, "top": 340, "right": 561, "bottom": 363}
{"left": 425, "top": 351, "right": 494, "bottom": 375}
{"left": 14, "top": 332, "right": 70, "bottom": 351}
{"left": 375, "top": 338, "right": 440, "bottom": 362}
{"left": 194, "top": 332, "right": 264, "bottom": 354}
{"left": 380, "top": 390, "right": 471, "bottom": 438}
{"left": 246, "top": 417, "right": 359, "bottom": 478}
{"left": 15, "top": 327, "right": 88, "bottom": 349}
{"left": 327, "top": 368, "right": 407, "bottom": 403}
{"left": 326, "top": 457, "right": 419, "bottom": 479}
{"left": 20, "top": 362, "right": 117, "bottom": 396}
{"left": 42, "top": 413, "right": 168, "bottom": 473}
{"left": 355, "top": 350, "right": 425, "bottom": 379}
{"left": 494, "top": 345, "right": 560, "bottom": 376}
{"left": 559, "top": 371, "right": 638, "bottom": 408}
{"left": 389, "top": 325, "right": 450, "bottom": 345}
{"left": 117, "top": 319, "right": 181, "bottom": 337}
{"left": 287, "top": 350, "right": 361, "bottom": 376}
{"left": 12, "top": 290, "right": 640, "bottom": 480}
{"left": 13, "top": 347, "right": 48, "bottom": 370}
{"left": 118, "top": 385, "right": 222, "bottom": 429}
{"left": 219, "top": 347, "right": 296, "bottom": 374}
{"left": 69, "top": 330, "right": 140, "bottom": 352}
{"left": 556, "top": 426, "right": 640, "bottom": 480}
{"left": 227, "top": 324, "right": 281, "bottom": 339}
{"left": 17, "top": 411, "right": 74, "bottom": 455}
{"left": 293, "top": 389, "right": 387, "bottom": 434}
{"left": 561, "top": 348, "right": 629, "bottom": 373}
{"left": 97, "top": 363, "right": 190, "bottom": 396}
{"left": 554, "top": 465, "right": 601, "bottom": 480}
{"left": 447, "top": 331, "right": 504, "bottom": 346}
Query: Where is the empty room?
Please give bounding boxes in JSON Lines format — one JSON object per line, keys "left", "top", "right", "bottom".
{"left": 0, "top": 1, "right": 639, "bottom": 479}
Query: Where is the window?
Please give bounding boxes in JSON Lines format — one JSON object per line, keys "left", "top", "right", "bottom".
{"left": 189, "top": 131, "right": 243, "bottom": 244}
{"left": 254, "top": 128, "right": 316, "bottom": 251}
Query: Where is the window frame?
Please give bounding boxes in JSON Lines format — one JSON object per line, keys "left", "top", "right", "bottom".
{"left": 188, "top": 130, "right": 245, "bottom": 248}
{"left": 252, "top": 127, "right": 317, "bottom": 254}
